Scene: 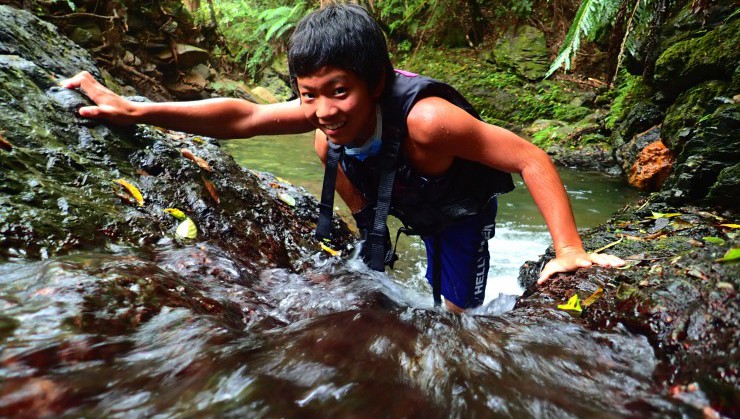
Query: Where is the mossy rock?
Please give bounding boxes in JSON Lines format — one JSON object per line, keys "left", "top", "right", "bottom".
{"left": 706, "top": 163, "right": 740, "bottom": 210}
{"left": 662, "top": 80, "right": 730, "bottom": 150}
{"left": 661, "top": 102, "right": 740, "bottom": 207}
{"left": 605, "top": 74, "right": 655, "bottom": 130}
{"left": 653, "top": 18, "right": 740, "bottom": 97}
{"left": 610, "top": 101, "right": 664, "bottom": 150}
{"left": 490, "top": 25, "right": 549, "bottom": 81}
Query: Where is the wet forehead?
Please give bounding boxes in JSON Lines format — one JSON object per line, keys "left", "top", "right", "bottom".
{"left": 296, "top": 67, "right": 358, "bottom": 89}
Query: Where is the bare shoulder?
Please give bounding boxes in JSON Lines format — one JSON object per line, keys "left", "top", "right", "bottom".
{"left": 406, "top": 96, "right": 481, "bottom": 148}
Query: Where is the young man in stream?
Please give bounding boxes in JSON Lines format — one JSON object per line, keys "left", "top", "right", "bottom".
{"left": 61, "top": 4, "right": 624, "bottom": 312}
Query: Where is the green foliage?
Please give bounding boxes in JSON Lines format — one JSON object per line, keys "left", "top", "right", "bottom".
{"left": 193, "top": 0, "right": 313, "bottom": 81}
{"left": 547, "top": 0, "right": 664, "bottom": 80}
{"left": 397, "top": 47, "right": 598, "bottom": 129}
{"left": 258, "top": 2, "right": 307, "bottom": 42}
{"left": 531, "top": 126, "right": 559, "bottom": 149}
{"left": 509, "top": 0, "right": 533, "bottom": 18}
{"left": 605, "top": 70, "right": 650, "bottom": 129}
{"left": 546, "top": 0, "right": 622, "bottom": 78}
{"left": 373, "top": 0, "right": 473, "bottom": 48}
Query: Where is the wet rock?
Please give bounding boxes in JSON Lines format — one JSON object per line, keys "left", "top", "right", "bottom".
{"left": 662, "top": 80, "right": 730, "bottom": 150}
{"left": 173, "top": 43, "right": 210, "bottom": 68}
{"left": 653, "top": 19, "right": 740, "bottom": 98}
{"left": 68, "top": 24, "right": 103, "bottom": 48}
{"left": 0, "top": 5, "right": 100, "bottom": 80}
{"left": 166, "top": 70, "right": 209, "bottom": 99}
{"left": 660, "top": 102, "right": 740, "bottom": 209}
{"left": 547, "top": 143, "right": 620, "bottom": 174}
{"left": 518, "top": 203, "right": 740, "bottom": 417}
{"left": 0, "top": 6, "right": 354, "bottom": 274}
{"left": 616, "top": 125, "right": 662, "bottom": 174}
{"left": 706, "top": 163, "right": 740, "bottom": 209}
{"left": 611, "top": 103, "right": 664, "bottom": 159}
{"left": 627, "top": 140, "right": 676, "bottom": 191}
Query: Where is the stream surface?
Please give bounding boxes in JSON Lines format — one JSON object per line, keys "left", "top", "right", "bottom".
{"left": 2, "top": 133, "right": 706, "bottom": 417}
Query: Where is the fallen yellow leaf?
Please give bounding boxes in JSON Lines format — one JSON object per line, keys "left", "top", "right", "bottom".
{"left": 175, "top": 217, "right": 198, "bottom": 239}
{"left": 164, "top": 208, "right": 187, "bottom": 220}
{"left": 582, "top": 288, "right": 604, "bottom": 307}
{"left": 113, "top": 179, "right": 144, "bottom": 206}
{"left": 557, "top": 294, "right": 582, "bottom": 313}
{"left": 320, "top": 242, "right": 340, "bottom": 257}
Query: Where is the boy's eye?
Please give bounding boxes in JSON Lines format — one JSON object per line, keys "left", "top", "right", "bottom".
{"left": 333, "top": 87, "right": 347, "bottom": 95}
{"left": 301, "top": 92, "right": 315, "bottom": 100}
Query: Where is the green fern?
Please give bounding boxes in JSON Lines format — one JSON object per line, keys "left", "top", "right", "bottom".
{"left": 258, "top": 2, "right": 307, "bottom": 42}
{"left": 545, "top": 0, "right": 621, "bottom": 78}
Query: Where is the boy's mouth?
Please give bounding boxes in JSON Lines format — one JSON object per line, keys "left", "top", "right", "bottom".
{"left": 324, "top": 122, "right": 345, "bottom": 131}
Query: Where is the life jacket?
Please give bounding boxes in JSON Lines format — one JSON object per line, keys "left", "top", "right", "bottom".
{"left": 315, "top": 70, "right": 514, "bottom": 270}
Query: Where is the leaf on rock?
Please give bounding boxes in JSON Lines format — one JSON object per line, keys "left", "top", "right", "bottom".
{"left": 278, "top": 192, "right": 296, "bottom": 207}
{"left": 616, "top": 283, "right": 638, "bottom": 300}
{"left": 582, "top": 287, "right": 604, "bottom": 307}
{"left": 320, "top": 242, "right": 340, "bottom": 257}
{"left": 702, "top": 236, "right": 726, "bottom": 246}
{"left": 276, "top": 176, "right": 292, "bottom": 185}
{"left": 175, "top": 217, "right": 198, "bottom": 239}
{"left": 716, "top": 248, "right": 740, "bottom": 263}
{"left": 164, "top": 208, "right": 187, "bottom": 220}
{"left": 557, "top": 294, "right": 582, "bottom": 313}
{"left": 202, "top": 177, "right": 220, "bottom": 204}
{"left": 720, "top": 224, "right": 740, "bottom": 229}
{"left": 649, "top": 212, "right": 682, "bottom": 219}
{"left": 113, "top": 179, "right": 144, "bottom": 206}
{"left": 0, "top": 134, "right": 12, "bottom": 151}
{"left": 181, "top": 148, "right": 213, "bottom": 172}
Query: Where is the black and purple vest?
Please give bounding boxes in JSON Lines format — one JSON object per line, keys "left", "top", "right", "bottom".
{"left": 337, "top": 70, "right": 514, "bottom": 236}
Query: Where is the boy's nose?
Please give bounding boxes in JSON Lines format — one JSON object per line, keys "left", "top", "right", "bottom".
{"left": 315, "top": 98, "right": 337, "bottom": 119}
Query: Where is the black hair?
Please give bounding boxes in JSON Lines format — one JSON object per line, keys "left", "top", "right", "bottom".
{"left": 288, "top": 3, "right": 394, "bottom": 93}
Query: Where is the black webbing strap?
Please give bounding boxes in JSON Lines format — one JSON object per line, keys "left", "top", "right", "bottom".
{"left": 315, "top": 142, "right": 342, "bottom": 241}
{"left": 432, "top": 234, "right": 442, "bottom": 307}
{"left": 367, "top": 137, "right": 401, "bottom": 271}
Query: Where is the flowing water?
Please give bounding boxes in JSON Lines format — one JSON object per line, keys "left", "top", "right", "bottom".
{"left": 1, "top": 134, "right": 706, "bottom": 417}
{"left": 223, "top": 133, "right": 641, "bottom": 301}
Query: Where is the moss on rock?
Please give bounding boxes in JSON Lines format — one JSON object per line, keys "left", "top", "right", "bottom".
{"left": 653, "top": 18, "right": 740, "bottom": 96}
{"left": 489, "top": 25, "right": 549, "bottom": 81}
{"left": 706, "top": 163, "right": 740, "bottom": 209}
{"left": 662, "top": 80, "right": 730, "bottom": 150}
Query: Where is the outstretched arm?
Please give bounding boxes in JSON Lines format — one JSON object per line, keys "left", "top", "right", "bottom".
{"left": 60, "top": 71, "right": 314, "bottom": 139}
{"left": 407, "top": 97, "right": 624, "bottom": 284}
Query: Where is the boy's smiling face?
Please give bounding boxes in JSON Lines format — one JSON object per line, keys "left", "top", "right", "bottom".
{"left": 296, "top": 66, "right": 381, "bottom": 147}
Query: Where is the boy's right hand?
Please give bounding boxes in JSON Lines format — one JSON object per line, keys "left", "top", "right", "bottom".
{"left": 60, "top": 71, "right": 139, "bottom": 126}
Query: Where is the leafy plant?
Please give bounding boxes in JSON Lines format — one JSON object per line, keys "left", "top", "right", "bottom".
{"left": 257, "top": 2, "right": 308, "bottom": 42}
{"left": 192, "top": 0, "right": 314, "bottom": 81}
{"left": 545, "top": 0, "right": 623, "bottom": 78}
{"left": 546, "top": 0, "right": 661, "bottom": 82}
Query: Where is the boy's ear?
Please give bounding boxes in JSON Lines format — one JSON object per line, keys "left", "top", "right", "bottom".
{"left": 372, "top": 71, "right": 386, "bottom": 98}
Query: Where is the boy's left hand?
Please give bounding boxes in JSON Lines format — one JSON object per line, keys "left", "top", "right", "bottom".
{"left": 537, "top": 250, "right": 625, "bottom": 285}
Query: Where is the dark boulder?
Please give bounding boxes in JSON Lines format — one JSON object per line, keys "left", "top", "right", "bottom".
{"left": 660, "top": 102, "right": 740, "bottom": 210}
{"left": 653, "top": 18, "right": 740, "bottom": 99}
{"left": 518, "top": 202, "right": 740, "bottom": 417}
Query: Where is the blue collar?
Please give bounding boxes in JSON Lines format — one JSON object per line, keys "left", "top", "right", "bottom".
{"left": 343, "top": 106, "right": 382, "bottom": 161}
